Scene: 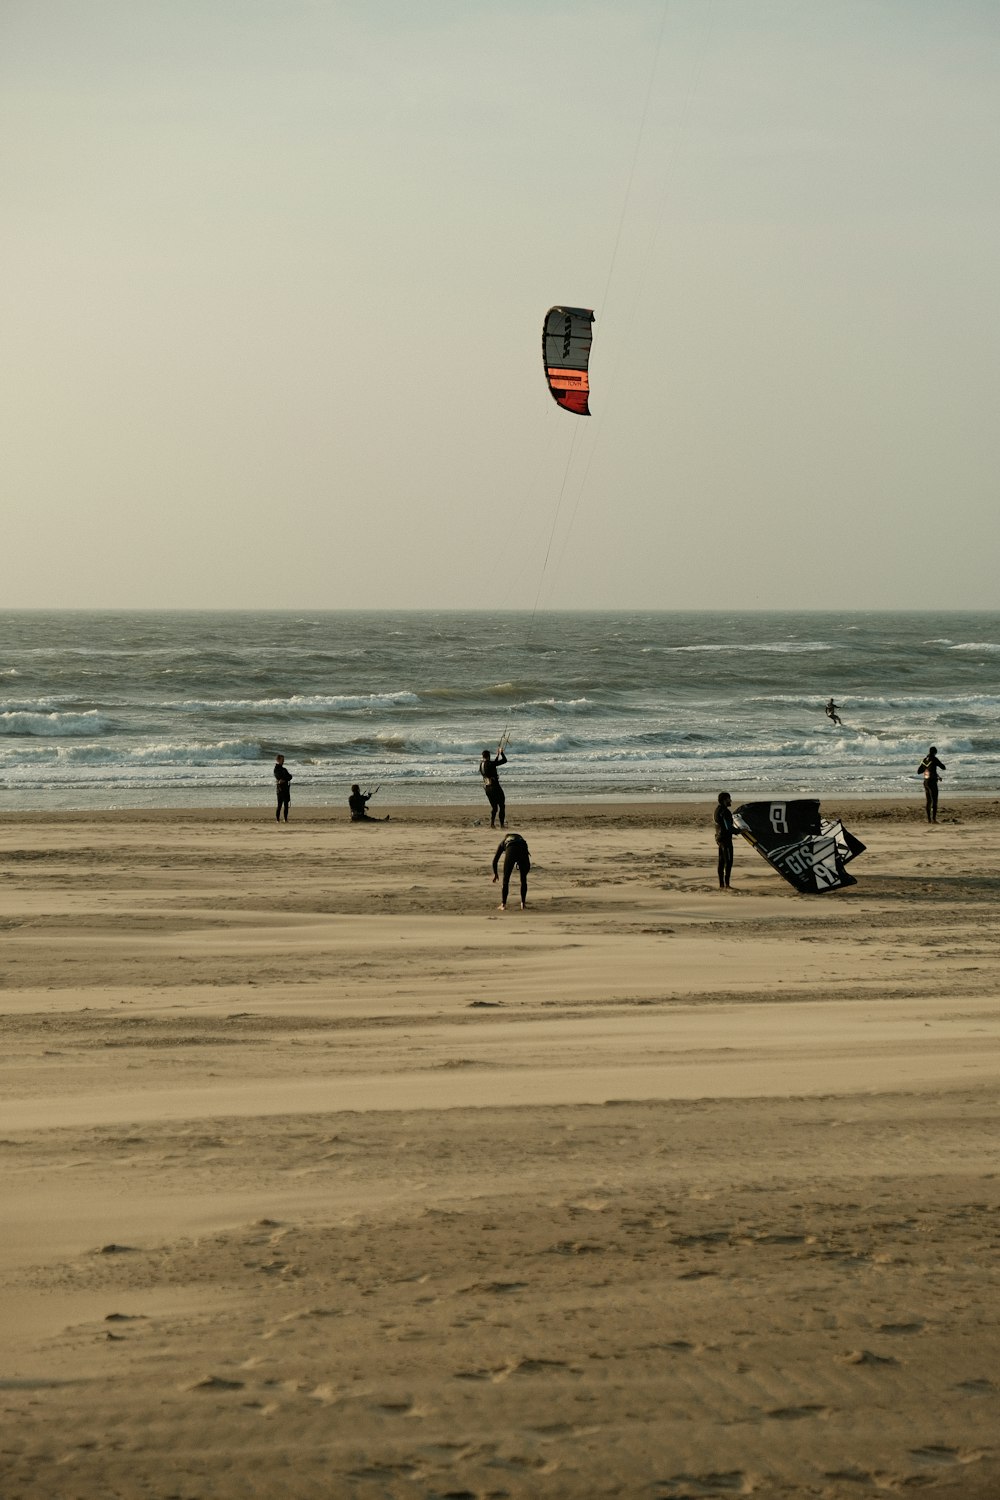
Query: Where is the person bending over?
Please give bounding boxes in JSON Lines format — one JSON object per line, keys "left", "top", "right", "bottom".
{"left": 492, "top": 831, "right": 530, "bottom": 910}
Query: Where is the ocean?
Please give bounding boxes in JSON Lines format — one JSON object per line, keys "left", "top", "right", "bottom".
{"left": 1, "top": 610, "right": 997, "bottom": 811}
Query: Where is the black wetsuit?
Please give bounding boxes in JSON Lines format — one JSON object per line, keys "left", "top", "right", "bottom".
{"left": 349, "top": 791, "right": 377, "bottom": 821}
{"left": 919, "top": 754, "right": 945, "bottom": 822}
{"left": 714, "top": 802, "right": 734, "bottom": 888}
{"left": 480, "top": 751, "right": 507, "bottom": 828}
{"left": 492, "top": 833, "right": 530, "bottom": 907}
{"left": 274, "top": 762, "right": 292, "bottom": 821}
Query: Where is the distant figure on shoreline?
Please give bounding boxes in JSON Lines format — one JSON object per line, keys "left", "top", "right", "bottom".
{"left": 918, "top": 746, "right": 946, "bottom": 823}
{"left": 479, "top": 744, "right": 508, "bottom": 829}
{"left": 714, "top": 791, "right": 735, "bottom": 889}
{"left": 273, "top": 754, "right": 292, "bottom": 822}
{"left": 492, "top": 831, "right": 530, "bottom": 910}
{"left": 825, "top": 698, "right": 843, "bottom": 726}
{"left": 349, "top": 784, "right": 388, "bottom": 822}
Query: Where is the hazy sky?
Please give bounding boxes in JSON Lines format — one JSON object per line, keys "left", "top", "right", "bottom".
{"left": 3, "top": 1, "right": 998, "bottom": 610}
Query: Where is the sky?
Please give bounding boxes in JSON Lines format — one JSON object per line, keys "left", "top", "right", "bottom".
{"left": 2, "top": 0, "right": 999, "bottom": 611}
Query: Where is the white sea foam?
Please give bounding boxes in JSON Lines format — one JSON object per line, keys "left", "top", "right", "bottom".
{"left": 131, "top": 740, "right": 261, "bottom": 763}
{"left": 177, "top": 692, "right": 420, "bottom": 714}
{"left": 0, "top": 710, "right": 112, "bottom": 736}
{"left": 525, "top": 697, "right": 594, "bottom": 713}
{"left": 664, "top": 642, "right": 833, "bottom": 654}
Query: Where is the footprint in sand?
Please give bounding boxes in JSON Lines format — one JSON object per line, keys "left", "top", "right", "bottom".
{"left": 840, "top": 1348, "right": 899, "bottom": 1366}
{"left": 185, "top": 1374, "right": 245, "bottom": 1392}
{"left": 909, "top": 1444, "right": 959, "bottom": 1464}
{"left": 655, "top": 1471, "right": 750, "bottom": 1495}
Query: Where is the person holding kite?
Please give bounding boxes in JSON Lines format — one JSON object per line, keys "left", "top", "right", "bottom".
{"left": 918, "top": 747, "right": 946, "bottom": 824}
{"left": 349, "top": 784, "right": 388, "bottom": 822}
{"left": 714, "top": 791, "right": 735, "bottom": 889}
{"left": 479, "top": 743, "right": 508, "bottom": 829}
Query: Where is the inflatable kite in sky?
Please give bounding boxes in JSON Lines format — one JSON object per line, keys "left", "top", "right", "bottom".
{"left": 543, "top": 306, "right": 594, "bottom": 415}
{"left": 734, "top": 800, "right": 866, "bottom": 894}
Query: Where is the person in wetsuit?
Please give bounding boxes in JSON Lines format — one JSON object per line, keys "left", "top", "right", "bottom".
{"left": 349, "top": 784, "right": 388, "bottom": 822}
{"left": 479, "top": 745, "right": 507, "bottom": 828}
{"left": 825, "top": 698, "right": 843, "bottom": 726}
{"left": 273, "top": 754, "right": 292, "bottom": 822}
{"left": 714, "top": 790, "right": 735, "bottom": 889}
{"left": 919, "top": 746, "right": 946, "bottom": 823}
{"left": 492, "top": 831, "right": 530, "bottom": 910}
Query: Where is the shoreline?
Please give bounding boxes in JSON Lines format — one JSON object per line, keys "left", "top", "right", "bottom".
{"left": 2, "top": 791, "right": 996, "bottom": 827}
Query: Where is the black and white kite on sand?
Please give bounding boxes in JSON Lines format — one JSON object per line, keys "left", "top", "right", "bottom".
{"left": 734, "top": 800, "right": 866, "bottom": 894}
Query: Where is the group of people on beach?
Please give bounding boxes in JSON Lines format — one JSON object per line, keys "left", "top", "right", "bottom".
{"left": 272, "top": 743, "right": 530, "bottom": 910}
{"left": 271, "top": 728, "right": 946, "bottom": 904}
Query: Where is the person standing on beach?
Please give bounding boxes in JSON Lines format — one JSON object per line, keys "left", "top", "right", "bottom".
{"left": 919, "top": 746, "right": 946, "bottom": 823}
{"left": 492, "top": 831, "right": 530, "bottom": 910}
{"left": 714, "top": 791, "right": 735, "bottom": 889}
{"left": 273, "top": 754, "right": 292, "bottom": 822}
{"left": 479, "top": 745, "right": 507, "bottom": 829}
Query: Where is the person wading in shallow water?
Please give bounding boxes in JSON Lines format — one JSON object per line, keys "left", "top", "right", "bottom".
{"left": 273, "top": 754, "right": 292, "bottom": 822}
{"left": 919, "top": 746, "right": 946, "bottom": 823}
{"left": 492, "top": 831, "right": 530, "bottom": 910}
{"left": 479, "top": 744, "right": 507, "bottom": 828}
{"left": 714, "top": 790, "right": 735, "bottom": 889}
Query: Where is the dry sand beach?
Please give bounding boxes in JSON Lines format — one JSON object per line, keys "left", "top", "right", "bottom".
{"left": 2, "top": 799, "right": 999, "bottom": 1499}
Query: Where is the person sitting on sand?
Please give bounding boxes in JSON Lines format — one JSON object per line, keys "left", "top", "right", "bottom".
{"left": 273, "top": 754, "right": 292, "bottom": 822}
{"left": 918, "top": 747, "right": 946, "bottom": 824}
{"left": 714, "top": 791, "right": 735, "bottom": 890}
{"left": 349, "top": 784, "right": 388, "bottom": 822}
{"left": 479, "top": 746, "right": 507, "bottom": 829}
{"left": 825, "top": 698, "right": 843, "bottom": 726}
{"left": 492, "top": 831, "right": 530, "bottom": 910}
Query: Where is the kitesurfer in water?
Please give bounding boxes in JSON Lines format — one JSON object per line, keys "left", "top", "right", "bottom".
{"left": 349, "top": 784, "right": 388, "bottom": 822}
{"left": 479, "top": 745, "right": 507, "bottom": 828}
{"left": 492, "top": 831, "right": 530, "bottom": 910}
{"left": 273, "top": 754, "right": 292, "bottom": 822}
{"left": 825, "top": 698, "right": 843, "bottom": 726}
{"left": 918, "top": 747, "right": 946, "bottom": 823}
{"left": 714, "top": 791, "right": 735, "bottom": 889}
